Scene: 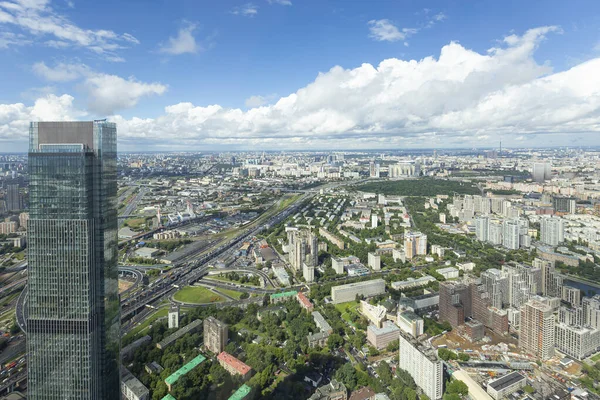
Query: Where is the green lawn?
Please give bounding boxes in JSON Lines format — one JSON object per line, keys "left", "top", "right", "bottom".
{"left": 213, "top": 287, "right": 244, "bottom": 299}
{"left": 206, "top": 275, "right": 261, "bottom": 287}
{"left": 173, "top": 286, "right": 225, "bottom": 304}
{"left": 123, "top": 308, "right": 169, "bottom": 341}
{"left": 591, "top": 353, "right": 600, "bottom": 362}
{"left": 334, "top": 301, "right": 360, "bottom": 326}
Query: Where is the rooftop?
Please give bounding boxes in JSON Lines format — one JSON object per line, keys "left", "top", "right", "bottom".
{"left": 161, "top": 395, "right": 177, "bottom": 400}
{"left": 297, "top": 292, "right": 313, "bottom": 308}
{"left": 217, "top": 351, "right": 252, "bottom": 375}
{"left": 488, "top": 372, "right": 526, "bottom": 391}
{"left": 165, "top": 353, "right": 207, "bottom": 386}
{"left": 228, "top": 384, "right": 251, "bottom": 400}
{"left": 270, "top": 290, "right": 298, "bottom": 299}
{"left": 157, "top": 319, "right": 203, "bottom": 349}
{"left": 368, "top": 321, "right": 400, "bottom": 335}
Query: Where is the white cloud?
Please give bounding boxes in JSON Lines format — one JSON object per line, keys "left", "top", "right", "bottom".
{"left": 32, "top": 62, "right": 167, "bottom": 115}
{"left": 0, "top": 0, "right": 138, "bottom": 60}
{"left": 3, "top": 26, "right": 600, "bottom": 150}
{"left": 368, "top": 19, "right": 418, "bottom": 42}
{"left": 267, "top": 0, "right": 292, "bottom": 5}
{"left": 232, "top": 3, "right": 258, "bottom": 17}
{"left": 158, "top": 23, "right": 200, "bottom": 55}
{"left": 245, "top": 94, "right": 277, "bottom": 108}
{"left": 433, "top": 13, "right": 446, "bottom": 22}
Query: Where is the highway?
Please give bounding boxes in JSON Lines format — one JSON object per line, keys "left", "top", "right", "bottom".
{"left": 118, "top": 186, "right": 149, "bottom": 227}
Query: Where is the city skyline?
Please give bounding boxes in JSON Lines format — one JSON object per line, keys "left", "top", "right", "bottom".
{"left": 0, "top": 0, "right": 599, "bottom": 152}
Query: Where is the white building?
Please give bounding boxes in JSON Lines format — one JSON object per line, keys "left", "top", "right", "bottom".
{"left": 397, "top": 310, "right": 424, "bottom": 338}
{"left": 368, "top": 252, "right": 381, "bottom": 271}
{"left": 436, "top": 267, "right": 459, "bottom": 280}
{"left": 331, "top": 279, "right": 386, "bottom": 304}
{"left": 371, "top": 214, "right": 378, "bottom": 228}
{"left": 121, "top": 368, "right": 150, "bottom": 400}
{"left": 168, "top": 305, "right": 180, "bottom": 329}
{"left": 398, "top": 333, "right": 443, "bottom": 400}
{"left": 540, "top": 216, "right": 565, "bottom": 246}
{"left": 303, "top": 263, "right": 315, "bottom": 283}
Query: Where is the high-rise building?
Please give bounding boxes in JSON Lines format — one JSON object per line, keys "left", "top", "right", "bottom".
{"left": 532, "top": 162, "right": 551, "bottom": 182}
{"left": 519, "top": 299, "right": 555, "bottom": 360}
{"left": 6, "top": 183, "right": 22, "bottom": 211}
{"left": 168, "top": 305, "right": 180, "bottom": 329}
{"left": 404, "top": 232, "right": 427, "bottom": 260}
{"left": 552, "top": 196, "right": 576, "bottom": 214}
{"left": 368, "top": 252, "right": 381, "bottom": 271}
{"left": 369, "top": 162, "right": 380, "bottom": 178}
{"left": 438, "top": 281, "right": 471, "bottom": 328}
{"left": 475, "top": 215, "right": 489, "bottom": 242}
{"left": 26, "top": 121, "right": 120, "bottom": 399}
{"left": 288, "top": 229, "right": 318, "bottom": 272}
{"left": 540, "top": 216, "right": 565, "bottom": 246}
{"left": 502, "top": 219, "right": 520, "bottom": 250}
{"left": 488, "top": 220, "right": 504, "bottom": 245}
{"left": 303, "top": 262, "right": 315, "bottom": 282}
{"left": 204, "top": 316, "right": 228, "bottom": 355}
{"left": 371, "top": 214, "right": 378, "bottom": 228}
{"left": 398, "top": 332, "right": 443, "bottom": 400}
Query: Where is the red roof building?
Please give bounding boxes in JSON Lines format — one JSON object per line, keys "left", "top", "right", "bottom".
{"left": 217, "top": 352, "right": 252, "bottom": 380}
{"left": 297, "top": 292, "right": 314, "bottom": 312}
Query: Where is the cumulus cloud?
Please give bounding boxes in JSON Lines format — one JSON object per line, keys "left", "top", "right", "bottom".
{"left": 231, "top": 3, "right": 258, "bottom": 17}
{"left": 0, "top": 0, "right": 138, "bottom": 60}
{"left": 158, "top": 23, "right": 201, "bottom": 55}
{"left": 2, "top": 26, "right": 600, "bottom": 150}
{"left": 33, "top": 62, "right": 167, "bottom": 115}
{"left": 368, "top": 19, "right": 418, "bottom": 42}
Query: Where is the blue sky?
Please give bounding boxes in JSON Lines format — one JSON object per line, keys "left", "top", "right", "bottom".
{"left": 1, "top": 0, "right": 600, "bottom": 151}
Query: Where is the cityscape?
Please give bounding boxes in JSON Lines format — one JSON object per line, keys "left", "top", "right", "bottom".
{"left": 0, "top": 1, "right": 600, "bottom": 400}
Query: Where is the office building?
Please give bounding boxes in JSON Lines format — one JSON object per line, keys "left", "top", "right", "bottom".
{"left": 532, "top": 162, "right": 551, "bottom": 183}
{"left": 487, "top": 372, "right": 526, "bottom": 400}
{"left": 26, "top": 121, "right": 120, "bottom": 399}
{"left": 398, "top": 332, "right": 443, "bottom": 400}
{"left": 5, "top": 183, "right": 21, "bottom": 211}
{"left": 168, "top": 305, "right": 180, "bottom": 329}
{"left": 519, "top": 299, "right": 555, "bottom": 360}
{"left": 367, "top": 321, "right": 400, "bottom": 349}
{"left": 204, "top": 317, "right": 228, "bottom": 354}
{"left": 540, "top": 216, "right": 565, "bottom": 246}
{"left": 331, "top": 279, "right": 386, "bottom": 304}
{"left": 404, "top": 232, "right": 427, "bottom": 260}
{"left": 368, "top": 252, "right": 381, "bottom": 271}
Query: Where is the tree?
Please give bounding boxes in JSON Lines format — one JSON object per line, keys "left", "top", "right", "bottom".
{"left": 327, "top": 333, "right": 344, "bottom": 350}
{"left": 438, "top": 348, "right": 457, "bottom": 361}
{"left": 446, "top": 379, "right": 468, "bottom": 396}
{"left": 386, "top": 340, "right": 399, "bottom": 352}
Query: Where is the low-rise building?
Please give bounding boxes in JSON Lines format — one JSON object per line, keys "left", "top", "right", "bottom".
{"left": 397, "top": 310, "right": 424, "bottom": 338}
{"left": 436, "top": 267, "right": 459, "bottom": 279}
{"left": 297, "top": 292, "right": 314, "bottom": 312}
{"left": 392, "top": 275, "right": 436, "bottom": 290}
{"left": 308, "top": 380, "right": 348, "bottom": 400}
{"left": 165, "top": 354, "right": 207, "bottom": 391}
{"left": 331, "top": 279, "right": 386, "bottom": 304}
{"left": 360, "top": 300, "right": 387, "bottom": 328}
{"left": 486, "top": 372, "right": 526, "bottom": 400}
{"left": 367, "top": 321, "right": 400, "bottom": 350}
{"left": 157, "top": 319, "right": 203, "bottom": 350}
{"left": 217, "top": 352, "right": 253, "bottom": 380}
{"left": 121, "top": 367, "right": 149, "bottom": 400}
{"left": 270, "top": 290, "right": 298, "bottom": 304}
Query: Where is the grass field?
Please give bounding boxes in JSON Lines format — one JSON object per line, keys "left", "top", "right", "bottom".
{"left": 173, "top": 286, "right": 225, "bottom": 304}
{"left": 206, "top": 275, "right": 261, "bottom": 287}
{"left": 213, "top": 287, "right": 245, "bottom": 299}
{"left": 334, "top": 301, "right": 360, "bottom": 326}
{"left": 591, "top": 353, "right": 600, "bottom": 362}
{"left": 124, "top": 217, "right": 147, "bottom": 230}
{"left": 123, "top": 308, "right": 169, "bottom": 341}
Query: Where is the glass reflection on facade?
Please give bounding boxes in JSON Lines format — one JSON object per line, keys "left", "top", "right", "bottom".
{"left": 26, "top": 121, "right": 120, "bottom": 399}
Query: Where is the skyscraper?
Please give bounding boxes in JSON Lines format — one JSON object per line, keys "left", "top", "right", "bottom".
{"left": 6, "top": 183, "right": 22, "bottom": 211}
{"left": 27, "top": 121, "right": 120, "bottom": 399}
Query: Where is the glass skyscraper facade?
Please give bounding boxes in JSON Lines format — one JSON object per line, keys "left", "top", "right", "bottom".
{"left": 26, "top": 121, "right": 120, "bottom": 399}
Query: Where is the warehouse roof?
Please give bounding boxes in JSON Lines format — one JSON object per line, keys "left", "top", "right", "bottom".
{"left": 488, "top": 372, "right": 525, "bottom": 391}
